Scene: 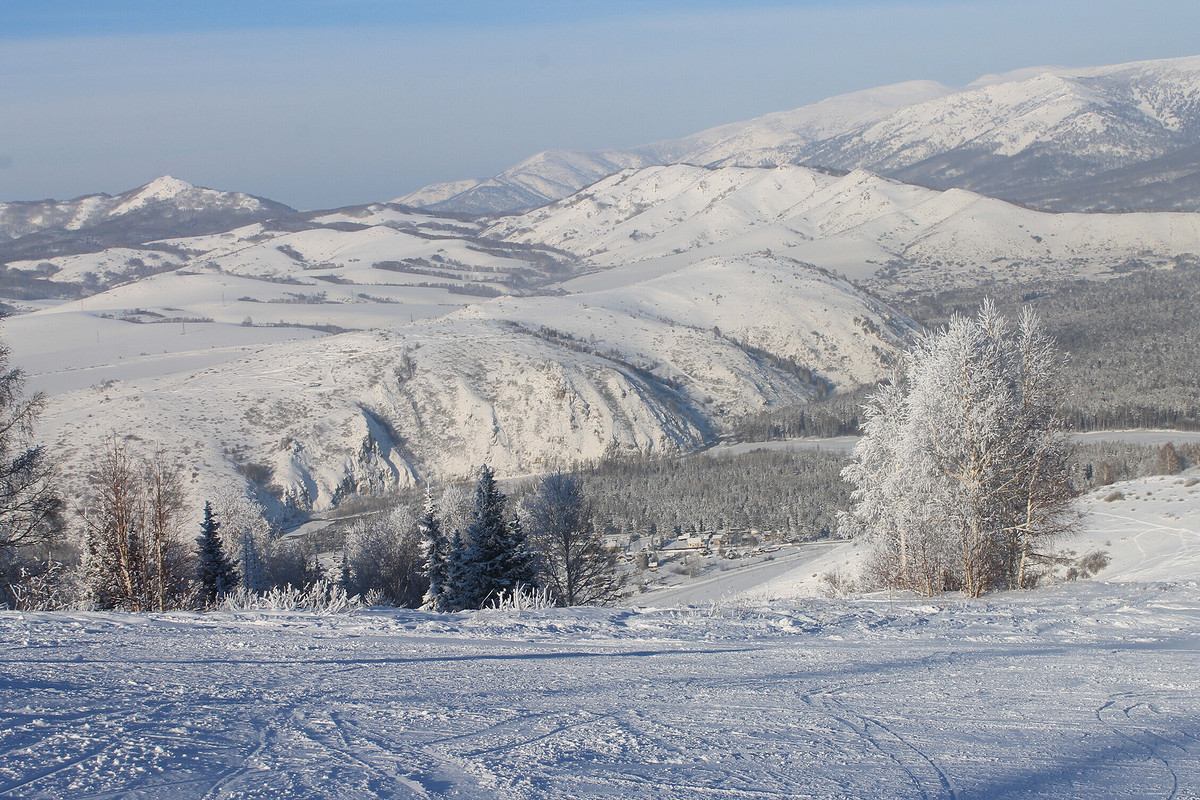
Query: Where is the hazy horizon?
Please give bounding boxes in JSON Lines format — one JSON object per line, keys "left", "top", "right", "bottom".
{"left": 3, "top": 0, "right": 1198, "bottom": 210}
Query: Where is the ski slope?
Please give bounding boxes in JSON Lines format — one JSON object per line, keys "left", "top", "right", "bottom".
{"left": 0, "top": 465, "right": 1196, "bottom": 799}
{"left": 0, "top": 580, "right": 1197, "bottom": 799}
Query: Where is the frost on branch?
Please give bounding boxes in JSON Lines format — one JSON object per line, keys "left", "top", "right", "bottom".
{"left": 840, "top": 302, "right": 1076, "bottom": 596}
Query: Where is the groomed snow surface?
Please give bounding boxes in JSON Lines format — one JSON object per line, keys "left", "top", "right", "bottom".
{"left": 1, "top": 467, "right": 1198, "bottom": 799}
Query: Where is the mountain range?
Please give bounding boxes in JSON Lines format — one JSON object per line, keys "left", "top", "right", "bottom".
{"left": 399, "top": 56, "right": 1200, "bottom": 215}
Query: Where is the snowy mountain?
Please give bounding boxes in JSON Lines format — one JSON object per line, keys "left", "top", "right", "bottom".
{"left": 406, "top": 55, "right": 1200, "bottom": 214}
{"left": 489, "top": 163, "right": 1200, "bottom": 294}
{"left": 26, "top": 247, "right": 912, "bottom": 516}
{"left": 802, "top": 57, "right": 1200, "bottom": 209}
{"left": 6, "top": 169, "right": 918, "bottom": 513}
{"left": 394, "top": 149, "right": 662, "bottom": 214}
{"left": 0, "top": 176, "right": 294, "bottom": 262}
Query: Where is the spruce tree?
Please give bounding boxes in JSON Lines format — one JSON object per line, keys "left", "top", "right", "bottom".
{"left": 419, "top": 488, "right": 449, "bottom": 611}
{"left": 196, "top": 501, "right": 238, "bottom": 607}
{"left": 442, "top": 527, "right": 469, "bottom": 612}
{"left": 459, "top": 465, "right": 536, "bottom": 608}
{"left": 239, "top": 529, "right": 264, "bottom": 593}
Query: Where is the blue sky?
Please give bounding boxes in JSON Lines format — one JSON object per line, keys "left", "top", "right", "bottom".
{"left": 2, "top": 1, "right": 1198, "bottom": 209}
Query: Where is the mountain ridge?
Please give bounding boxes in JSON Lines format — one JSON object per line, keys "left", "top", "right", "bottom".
{"left": 397, "top": 55, "right": 1200, "bottom": 215}
{"left": 0, "top": 176, "right": 295, "bottom": 264}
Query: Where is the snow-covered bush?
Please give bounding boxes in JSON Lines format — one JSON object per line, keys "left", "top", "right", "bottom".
{"left": 218, "top": 580, "right": 362, "bottom": 614}
{"left": 484, "top": 584, "right": 554, "bottom": 611}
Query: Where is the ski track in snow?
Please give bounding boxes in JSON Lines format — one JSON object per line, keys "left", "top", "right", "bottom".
{"left": 1, "top": 582, "right": 1199, "bottom": 799}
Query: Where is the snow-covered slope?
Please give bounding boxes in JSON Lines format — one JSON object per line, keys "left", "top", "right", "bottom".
{"left": 27, "top": 248, "right": 913, "bottom": 515}
{"left": 0, "top": 176, "right": 294, "bottom": 262}
{"left": 4, "top": 578, "right": 1199, "bottom": 799}
{"left": 723, "top": 465, "right": 1200, "bottom": 601}
{"left": 408, "top": 55, "right": 1200, "bottom": 214}
{"left": 490, "top": 163, "right": 1200, "bottom": 293}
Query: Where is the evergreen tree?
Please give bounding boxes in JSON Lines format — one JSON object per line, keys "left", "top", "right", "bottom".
{"left": 458, "top": 465, "right": 536, "bottom": 608}
{"left": 196, "top": 501, "right": 238, "bottom": 607}
{"left": 419, "top": 488, "right": 450, "bottom": 611}
{"left": 239, "top": 529, "right": 264, "bottom": 593}
{"left": 506, "top": 512, "right": 536, "bottom": 588}
{"left": 442, "top": 527, "right": 469, "bottom": 611}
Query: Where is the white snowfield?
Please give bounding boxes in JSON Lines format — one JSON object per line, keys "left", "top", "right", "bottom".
{"left": 0, "top": 586, "right": 1196, "bottom": 798}
{"left": 1, "top": 470, "right": 1197, "bottom": 799}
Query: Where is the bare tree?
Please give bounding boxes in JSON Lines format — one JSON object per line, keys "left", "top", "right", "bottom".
{"left": 81, "top": 436, "right": 192, "bottom": 610}
{"left": 144, "top": 450, "right": 190, "bottom": 610}
{"left": 524, "top": 473, "right": 622, "bottom": 607}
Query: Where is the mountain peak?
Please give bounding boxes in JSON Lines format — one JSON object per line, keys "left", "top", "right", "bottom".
{"left": 135, "top": 175, "right": 198, "bottom": 199}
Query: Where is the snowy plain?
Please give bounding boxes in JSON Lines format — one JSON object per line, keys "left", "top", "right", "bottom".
{"left": 1, "top": 467, "right": 1198, "bottom": 799}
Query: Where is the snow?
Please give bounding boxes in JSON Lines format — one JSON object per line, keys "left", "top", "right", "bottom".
{"left": 1066, "top": 471, "right": 1200, "bottom": 583}
{"left": 491, "top": 162, "right": 1200, "bottom": 293}
{"left": 1, "top": 579, "right": 1197, "bottom": 798}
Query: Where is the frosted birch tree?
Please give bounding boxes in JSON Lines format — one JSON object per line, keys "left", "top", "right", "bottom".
{"left": 840, "top": 303, "right": 1074, "bottom": 596}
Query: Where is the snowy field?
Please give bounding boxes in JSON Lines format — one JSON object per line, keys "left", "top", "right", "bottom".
{"left": 1, "top": 470, "right": 1197, "bottom": 799}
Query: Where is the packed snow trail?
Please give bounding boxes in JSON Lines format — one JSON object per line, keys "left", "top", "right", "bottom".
{"left": 1, "top": 582, "right": 1199, "bottom": 799}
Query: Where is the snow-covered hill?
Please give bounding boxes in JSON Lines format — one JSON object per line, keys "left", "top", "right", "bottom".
{"left": 0, "top": 176, "right": 295, "bottom": 262}
{"left": 11, "top": 158, "right": 1200, "bottom": 515}
{"left": 26, "top": 247, "right": 912, "bottom": 515}
{"left": 490, "top": 163, "right": 1200, "bottom": 294}
{"left": 408, "top": 55, "right": 1200, "bottom": 214}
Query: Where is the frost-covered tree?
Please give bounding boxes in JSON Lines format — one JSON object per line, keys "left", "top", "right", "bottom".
{"left": 0, "top": 331, "right": 63, "bottom": 557}
{"left": 418, "top": 489, "right": 450, "bottom": 611}
{"left": 343, "top": 505, "right": 425, "bottom": 606}
{"left": 211, "top": 489, "right": 315, "bottom": 591}
{"left": 196, "top": 501, "right": 238, "bottom": 607}
{"left": 524, "top": 473, "right": 622, "bottom": 606}
{"left": 841, "top": 303, "right": 1075, "bottom": 596}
